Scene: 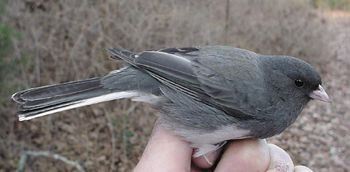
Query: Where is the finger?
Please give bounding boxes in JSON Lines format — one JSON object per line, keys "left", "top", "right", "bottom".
{"left": 214, "top": 139, "right": 270, "bottom": 172}
{"left": 192, "top": 147, "right": 224, "bottom": 169}
{"left": 294, "top": 165, "right": 313, "bottom": 172}
{"left": 266, "top": 144, "right": 294, "bottom": 172}
{"left": 134, "top": 125, "right": 193, "bottom": 172}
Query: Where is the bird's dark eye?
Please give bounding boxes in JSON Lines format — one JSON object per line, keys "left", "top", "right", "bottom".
{"left": 295, "top": 79, "right": 304, "bottom": 87}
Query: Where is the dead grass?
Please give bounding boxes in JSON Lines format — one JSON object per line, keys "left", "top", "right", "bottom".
{"left": 0, "top": 0, "right": 348, "bottom": 171}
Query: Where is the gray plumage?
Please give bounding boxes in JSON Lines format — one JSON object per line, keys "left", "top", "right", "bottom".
{"left": 11, "top": 46, "right": 329, "bottom": 157}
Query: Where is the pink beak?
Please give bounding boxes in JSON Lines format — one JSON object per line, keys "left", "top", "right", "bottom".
{"left": 309, "top": 85, "right": 331, "bottom": 102}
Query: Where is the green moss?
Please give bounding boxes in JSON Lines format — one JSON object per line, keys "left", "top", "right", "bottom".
{"left": 0, "top": 0, "right": 29, "bottom": 106}
{"left": 0, "top": 24, "right": 14, "bottom": 56}
{"left": 313, "top": 0, "right": 350, "bottom": 11}
{"left": 0, "top": 55, "right": 33, "bottom": 105}
{"left": 0, "top": 0, "right": 7, "bottom": 15}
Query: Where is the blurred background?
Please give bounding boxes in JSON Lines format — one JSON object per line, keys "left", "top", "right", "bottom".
{"left": 0, "top": 0, "right": 349, "bottom": 171}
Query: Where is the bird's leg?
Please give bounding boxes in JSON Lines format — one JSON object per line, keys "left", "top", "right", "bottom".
{"left": 192, "top": 141, "right": 227, "bottom": 158}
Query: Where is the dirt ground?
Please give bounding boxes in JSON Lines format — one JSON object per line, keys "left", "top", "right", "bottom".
{"left": 0, "top": 1, "right": 349, "bottom": 171}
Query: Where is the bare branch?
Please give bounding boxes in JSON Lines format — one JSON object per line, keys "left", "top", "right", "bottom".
{"left": 17, "top": 150, "right": 85, "bottom": 172}
{"left": 104, "top": 112, "right": 117, "bottom": 172}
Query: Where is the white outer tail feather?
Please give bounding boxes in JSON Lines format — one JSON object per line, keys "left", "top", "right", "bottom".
{"left": 19, "top": 91, "right": 141, "bottom": 121}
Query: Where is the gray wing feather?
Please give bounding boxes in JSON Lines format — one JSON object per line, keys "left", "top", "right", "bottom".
{"left": 135, "top": 51, "right": 198, "bottom": 83}
{"left": 101, "top": 67, "right": 161, "bottom": 95}
{"left": 160, "top": 86, "right": 237, "bottom": 131}
{"left": 134, "top": 47, "right": 258, "bottom": 119}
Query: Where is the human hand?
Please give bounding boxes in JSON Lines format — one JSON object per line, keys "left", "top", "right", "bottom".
{"left": 134, "top": 126, "right": 313, "bottom": 172}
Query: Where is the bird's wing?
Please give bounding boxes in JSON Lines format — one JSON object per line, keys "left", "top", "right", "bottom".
{"left": 134, "top": 47, "right": 259, "bottom": 120}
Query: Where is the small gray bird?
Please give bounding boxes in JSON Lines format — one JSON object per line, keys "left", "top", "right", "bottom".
{"left": 12, "top": 46, "right": 330, "bottom": 157}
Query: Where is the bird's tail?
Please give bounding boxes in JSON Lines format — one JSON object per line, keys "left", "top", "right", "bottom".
{"left": 12, "top": 77, "right": 139, "bottom": 121}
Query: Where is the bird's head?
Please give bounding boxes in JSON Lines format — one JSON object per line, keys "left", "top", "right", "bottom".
{"left": 261, "top": 55, "right": 330, "bottom": 103}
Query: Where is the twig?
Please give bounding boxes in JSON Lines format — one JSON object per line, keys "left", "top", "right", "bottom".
{"left": 30, "top": 28, "right": 41, "bottom": 84}
{"left": 224, "top": 0, "right": 230, "bottom": 44}
{"left": 104, "top": 112, "right": 117, "bottom": 172}
{"left": 17, "top": 150, "right": 85, "bottom": 172}
{"left": 126, "top": 103, "right": 137, "bottom": 115}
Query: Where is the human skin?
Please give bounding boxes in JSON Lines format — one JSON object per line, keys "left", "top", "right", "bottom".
{"left": 134, "top": 125, "right": 313, "bottom": 172}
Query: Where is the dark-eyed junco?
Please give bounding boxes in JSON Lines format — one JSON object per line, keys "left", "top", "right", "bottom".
{"left": 12, "top": 46, "right": 330, "bottom": 157}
